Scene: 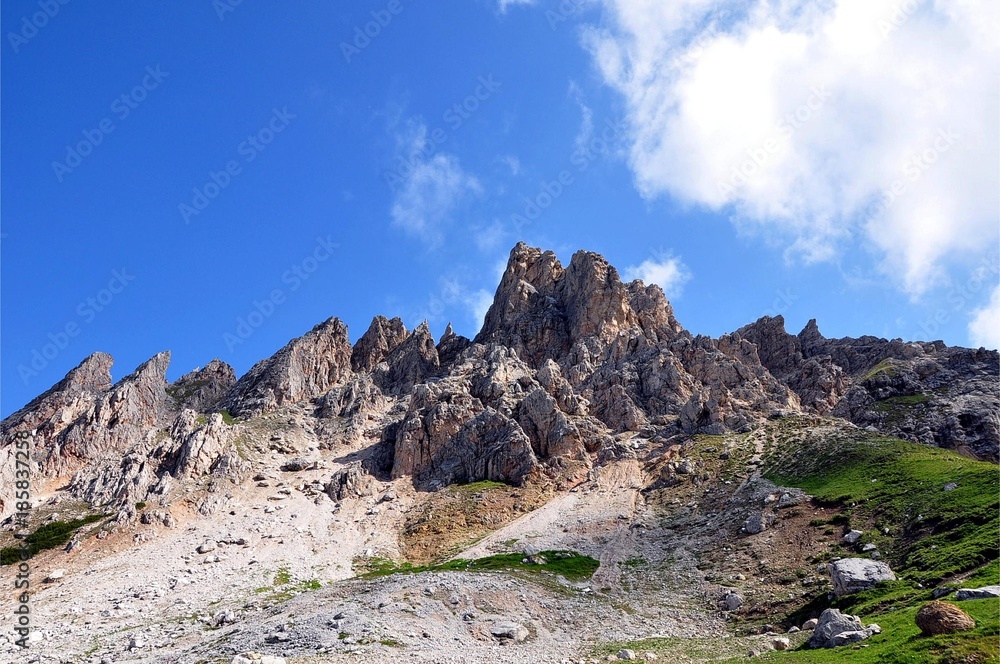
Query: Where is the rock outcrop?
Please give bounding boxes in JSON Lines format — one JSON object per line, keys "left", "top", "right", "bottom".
{"left": 220, "top": 318, "right": 353, "bottom": 417}
{"left": 2, "top": 243, "right": 995, "bottom": 521}
{"left": 738, "top": 315, "right": 999, "bottom": 461}
{"left": 167, "top": 359, "right": 236, "bottom": 412}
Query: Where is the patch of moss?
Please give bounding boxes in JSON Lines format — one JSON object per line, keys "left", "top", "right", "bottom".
{"left": 0, "top": 514, "right": 106, "bottom": 565}
{"left": 861, "top": 358, "right": 898, "bottom": 381}
{"left": 359, "top": 550, "right": 599, "bottom": 582}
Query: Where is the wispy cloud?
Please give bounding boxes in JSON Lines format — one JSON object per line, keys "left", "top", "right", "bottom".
{"left": 498, "top": 0, "right": 537, "bottom": 14}
{"left": 389, "top": 121, "right": 482, "bottom": 246}
{"left": 568, "top": 81, "right": 594, "bottom": 153}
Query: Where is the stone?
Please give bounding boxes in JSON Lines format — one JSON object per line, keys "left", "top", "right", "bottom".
{"left": 829, "top": 558, "right": 896, "bottom": 596}
{"left": 490, "top": 621, "right": 529, "bottom": 642}
{"left": 772, "top": 637, "right": 790, "bottom": 650}
{"left": 44, "top": 569, "right": 65, "bottom": 582}
{"left": 955, "top": 585, "right": 1000, "bottom": 600}
{"left": 196, "top": 540, "right": 217, "bottom": 554}
{"left": 801, "top": 618, "right": 818, "bottom": 630}
{"left": 721, "top": 591, "right": 744, "bottom": 612}
{"left": 616, "top": 649, "right": 637, "bottom": 660}
{"left": 808, "top": 609, "right": 879, "bottom": 648}
{"left": 915, "top": 601, "right": 976, "bottom": 635}
{"left": 843, "top": 529, "right": 863, "bottom": 544}
{"left": 744, "top": 511, "right": 777, "bottom": 535}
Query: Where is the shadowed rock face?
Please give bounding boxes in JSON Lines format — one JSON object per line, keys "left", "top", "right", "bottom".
{"left": 2, "top": 243, "right": 995, "bottom": 519}
{"left": 738, "top": 315, "right": 999, "bottom": 461}
{"left": 167, "top": 359, "right": 236, "bottom": 413}
{"left": 220, "top": 317, "right": 353, "bottom": 417}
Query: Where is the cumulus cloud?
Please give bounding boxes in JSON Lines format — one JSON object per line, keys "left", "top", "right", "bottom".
{"left": 969, "top": 284, "right": 1000, "bottom": 350}
{"left": 584, "top": 0, "right": 1000, "bottom": 295}
{"left": 624, "top": 253, "right": 691, "bottom": 299}
{"left": 389, "top": 121, "right": 482, "bottom": 246}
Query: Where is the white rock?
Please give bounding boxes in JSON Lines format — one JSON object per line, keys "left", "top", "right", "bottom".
{"left": 842, "top": 529, "right": 864, "bottom": 544}
{"left": 956, "top": 586, "right": 1000, "bottom": 600}
{"left": 829, "top": 558, "right": 895, "bottom": 596}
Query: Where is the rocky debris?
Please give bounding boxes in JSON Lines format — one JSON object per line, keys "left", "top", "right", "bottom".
{"left": 744, "top": 511, "right": 776, "bottom": 535}
{"left": 720, "top": 591, "right": 744, "bottom": 612}
{"left": 197, "top": 540, "right": 217, "bottom": 554}
{"left": 738, "top": 315, "right": 999, "bottom": 461}
{"left": 351, "top": 315, "right": 408, "bottom": 373}
{"left": 915, "top": 601, "right": 976, "bottom": 635}
{"left": 44, "top": 569, "right": 65, "bottom": 583}
{"left": 808, "top": 609, "right": 881, "bottom": 648}
{"left": 843, "top": 529, "right": 864, "bottom": 544}
{"left": 955, "top": 585, "right": 1000, "bottom": 600}
{"left": 325, "top": 462, "right": 378, "bottom": 502}
{"left": 829, "top": 558, "right": 896, "bottom": 596}
{"left": 232, "top": 654, "right": 286, "bottom": 664}
{"left": 221, "top": 318, "right": 353, "bottom": 417}
{"left": 167, "top": 359, "right": 236, "bottom": 412}
{"left": 490, "top": 621, "right": 529, "bottom": 642}
{"left": 280, "top": 457, "right": 314, "bottom": 472}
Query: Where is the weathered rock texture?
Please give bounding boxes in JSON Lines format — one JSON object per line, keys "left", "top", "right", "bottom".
{"left": 738, "top": 315, "right": 999, "bottom": 461}
{"left": 2, "top": 243, "right": 996, "bottom": 520}
{"left": 915, "top": 601, "right": 976, "bottom": 635}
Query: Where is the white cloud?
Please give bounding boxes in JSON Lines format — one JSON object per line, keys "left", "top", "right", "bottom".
{"left": 497, "top": 154, "right": 521, "bottom": 175}
{"left": 389, "top": 121, "right": 482, "bottom": 245}
{"left": 498, "top": 0, "right": 536, "bottom": 13}
{"left": 624, "top": 253, "right": 691, "bottom": 299}
{"left": 969, "top": 284, "right": 1000, "bottom": 350}
{"left": 568, "top": 81, "right": 594, "bottom": 152}
{"left": 584, "top": 0, "right": 999, "bottom": 296}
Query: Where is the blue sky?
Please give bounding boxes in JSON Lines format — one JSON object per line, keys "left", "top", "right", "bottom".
{"left": 2, "top": 0, "right": 998, "bottom": 417}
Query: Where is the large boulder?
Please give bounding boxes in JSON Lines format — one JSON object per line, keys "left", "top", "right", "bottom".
{"left": 915, "top": 601, "right": 975, "bottom": 635}
{"left": 829, "top": 558, "right": 896, "bottom": 596}
{"left": 955, "top": 586, "right": 1000, "bottom": 601}
{"left": 808, "top": 609, "right": 880, "bottom": 648}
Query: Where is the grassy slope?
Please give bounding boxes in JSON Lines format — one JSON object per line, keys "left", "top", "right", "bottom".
{"left": 759, "top": 426, "right": 999, "bottom": 661}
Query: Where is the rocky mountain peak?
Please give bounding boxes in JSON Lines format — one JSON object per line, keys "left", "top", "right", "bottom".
{"left": 167, "top": 359, "right": 236, "bottom": 412}
{"left": 220, "top": 317, "right": 352, "bottom": 417}
{"left": 352, "top": 315, "right": 408, "bottom": 373}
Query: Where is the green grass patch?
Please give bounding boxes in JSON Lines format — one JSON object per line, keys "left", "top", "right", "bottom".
{"left": 359, "top": 550, "right": 599, "bottom": 582}
{"left": 0, "top": 514, "right": 105, "bottom": 565}
{"left": 755, "top": 598, "right": 999, "bottom": 663}
{"left": 861, "top": 359, "right": 898, "bottom": 381}
{"left": 764, "top": 433, "right": 999, "bottom": 588}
